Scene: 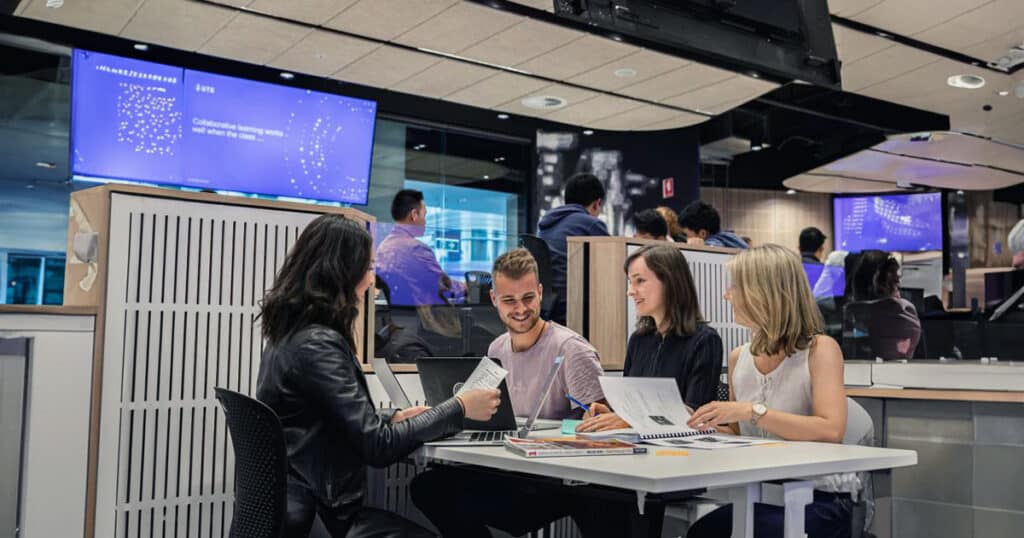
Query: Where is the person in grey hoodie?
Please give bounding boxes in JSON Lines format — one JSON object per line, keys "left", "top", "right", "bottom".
{"left": 677, "top": 200, "right": 749, "bottom": 249}
{"left": 537, "top": 173, "right": 609, "bottom": 324}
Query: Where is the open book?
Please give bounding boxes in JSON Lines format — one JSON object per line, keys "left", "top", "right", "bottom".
{"left": 577, "top": 377, "right": 778, "bottom": 449}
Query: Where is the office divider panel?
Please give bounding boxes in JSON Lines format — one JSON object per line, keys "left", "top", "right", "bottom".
{"left": 67, "top": 186, "right": 373, "bottom": 538}
{"left": 0, "top": 338, "right": 29, "bottom": 538}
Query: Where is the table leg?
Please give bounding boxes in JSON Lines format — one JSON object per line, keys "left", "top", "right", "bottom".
{"left": 706, "top": 484, "right": 760, "bottom": 538}
{"left": 760, "top": 480, "right": 814, "bottom": 538}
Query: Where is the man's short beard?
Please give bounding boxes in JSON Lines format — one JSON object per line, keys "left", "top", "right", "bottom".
{"left": 506, "top": 312, "right": 540, "bottom": 334}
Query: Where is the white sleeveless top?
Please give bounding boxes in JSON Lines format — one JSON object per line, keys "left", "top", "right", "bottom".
{"left": 732, "top": 343, "right": 860, "bottom": 495}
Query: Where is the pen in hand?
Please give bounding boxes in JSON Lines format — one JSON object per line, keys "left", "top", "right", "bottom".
{"left": 566, "top": 394, "right": 597, "bottom": 416}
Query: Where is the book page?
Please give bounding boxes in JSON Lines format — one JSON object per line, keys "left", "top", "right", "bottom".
{"left": 598, "top": 377, "right": 699, "bottom": 436}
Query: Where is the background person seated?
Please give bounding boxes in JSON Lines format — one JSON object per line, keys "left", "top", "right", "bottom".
{"left": 844, "top": 250, "right": 922, "bottom": 359}
{"left": 633, "top": 208, "right": 670, "bottom": 241}
{"left": 677, "top": 200, "right": 749, "bottom": 249}
{"left": 800, "top": 226, "right": 827, "bottom": 265}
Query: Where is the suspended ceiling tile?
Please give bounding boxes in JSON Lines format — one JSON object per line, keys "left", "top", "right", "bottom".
{"left": 567, "top": 49, "right": 690, "bottom": 92}
{"left": 661, "top": 75, "right": 777, "bottom": 112}
{"left": 821, "top": 148, "right": 1023, "bottom": 190}
{"left": 459, "top": 19, "right": 582, "bottom": 69}
{"left": 618, "top": 62, "right": 735, "bottom": 103}
{"left": 880, "top": 132, "right": 1024, "bottom": 174}
{"left": 444, "top": 71, "right": 549, "bottom": 108}
{"left": 639, "top": 111, "right": 710, "bottom": 131}
{"left": 199, "top": 12, "right": 311, "bottom": 65}
{"left": 913, "top": 0, "right": 1024, "bottom": 53}
{"left": 332, "top": 46, "right": 442, "bottom": 89}
{"left": 963, "top": 26, "right": 1024, "bottom": 64}
{"left": 783, "top": 173, "right": 894, "bottom": 194}
{"left": 205, "top": 0, "right": 251, "bottom": 7}
{"left": 827, "top": 0, "right": 884, "bottom": 17}
{"left": 516, "top": 34, "right": 637, "bottom": 79}
{"left": 20, "top": 0, "right": 145, "bottom": 35}
{"left": 393, "top": 2, "right": 522, "bottom": 55}
{"left": 495, "top": 83, "right": 599, "bottom": 119}
{"left": 268, "top": 30, "right": 379, "bottom": 77}
{"left": 849, "top": 0, "right": 990, "bottom": 37}
{"left": 248, "top": 0, "right": 359, "bottom": 25}
{"left": 392, "top": 59, "right": 497, "bottom": 99}
{"left": 325, "top": 0, "right": 459, "bottom": 41}
{"left": 120, "top": 0, "right": 236, "bottom": 51}
{"left": 855, "top": 58, "right": 991, "bottom": 103}
{"left": 544, "top": 95, "right": 644, "bottom": 126}
{"left": 506, "top": 0, "right": 555, "bottom": 12}
{"left": 832, "top": 24, "right": 894, "bottom": 63}
{"left": 588, "top": 104, "right": 700, "bottom": 130}
{"left": 841, "top": 45, "right": 940, "bottom": 91}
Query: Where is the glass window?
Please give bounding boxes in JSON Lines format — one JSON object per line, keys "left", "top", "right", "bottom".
{"left": 6, "top": 256, "right": 42, "bottom": 305}
{"left": 42, "top": 257, "right": 66, "bottom": 305}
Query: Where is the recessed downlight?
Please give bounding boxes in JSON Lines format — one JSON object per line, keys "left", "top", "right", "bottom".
{"left": 613, "top": 68, "right": 637, "bottom": 78}
{"left": 133, "top": 43, "right": 149, "bottom": 52}
{"left": 998, "top": 90, "right": 1010, "bottom": 96}
{"left": 786, "top": 189, "right": 797, "bottom": 195}
{"left": 497, "top": 113, "right": 510, "bottom": 120}
{"left": 947, "top": 74, "right": 985, "bottom": 89}
{"left": 279, "top": 72, "right": 295, "bottom": 80}
{"left": 522, "top": 95, "right": 568, "bottom": 110}
{"left": 583, "top": 130, "right": 594, "bottom": 136}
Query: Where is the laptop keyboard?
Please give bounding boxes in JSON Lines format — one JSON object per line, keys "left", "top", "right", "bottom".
{"left": 468, "top": 430, "right": 516, "bottom": 442}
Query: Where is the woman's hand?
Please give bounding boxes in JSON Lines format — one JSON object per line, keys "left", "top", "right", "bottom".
{"left": 391, "top": 406, "right": 430, "bottom": 423}
{"left": 575, "top": 412, "right": 631, "bottom": 433}
{"left": 455, "top": 388, "right": 501, "bottom": 421}
{"left": 582, "top": 402, "right": 611, "bottom": 419}
{"left": 687, "top": 401, "right": 754, "bottom": 429}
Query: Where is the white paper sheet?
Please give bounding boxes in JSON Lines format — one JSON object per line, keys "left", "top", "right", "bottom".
{"left": 455, "top": 356, "right": 508, "bottom": 396}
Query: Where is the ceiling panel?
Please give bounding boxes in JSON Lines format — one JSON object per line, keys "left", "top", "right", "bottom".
{"left": 393, "top": 2, "right": 522, "bottom": 55}
{"left": 324, "top": 0, "right": 459, "bottom": 41}
{"left": 567, "top": 49, "right": 690, "bottom": 92}
{"left": 20, "top": 0, "right": 145, "bottom": 35}
{"left": 248, "top": 0, "right": 359, "bottom": 25}
{"left": 459, "top": 19, "right": 582, "bottom": 69}
{"left": 827, "top": 0, "right": 884, "bottom": 17}
{"left": 819, "top": 148, "right": 1024, "bottom": 190}
{"left": 506, "top": 0, "right": 555, "bottom": 12}
{"left": 120, "top": 0, "right": 236, "bottom": 51}
{"left": 268, "top": 30, "right": 379, "bottom": 77}
{"left": 639, "top": 111, "right": 711, "bottom": 131}
{"left": 543, "top": 95, "right": 643, "bottom": 126}
{"left": 841, "top": 45, "right": 940, "bottom": 91}
{"left": 832, "top": 24, "right": 894, "bottom": 63}
{"left": 880, "top": 132, "right": 1024, "bottom": 174}
{"left": 332, "top": 46, "right": 442, "bottom": 88}
{"left": 913, "top": 0, "right": 1024, "bottom": 53}
{"left": 618, "top": 63, "right": 735, "bottom": 103}
{"left": 516, "top": 34, "right": 637, "bottom": 79}
{"left": 588, "top": 104, "right": 705, "bottom": 131}
{"left": 444, "top": 71, "right": 549, "bottom": 108}
{"left": 661, "top": 75, "right": 778, "bottom": 113}
{"left": 963, "top": 26, "right": 1024, "bottom": 64}
{"left": 392, "top": 59, "right": 497, "bottom": 98}
{"left": 199, "top": 12, "right": 311, "bottom": 65}
{"left": 849, "top": 0, "right": 990, "bottom": 37}
{"left": 495, "top": 83, "right": 599, "bottom": 118}
{"left": 783, "top": 174, "right": 895, "bottom": 194}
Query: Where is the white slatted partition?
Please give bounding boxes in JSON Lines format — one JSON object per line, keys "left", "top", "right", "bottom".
{"left": 95, "top": 194, "right": 324, "bottom": 538}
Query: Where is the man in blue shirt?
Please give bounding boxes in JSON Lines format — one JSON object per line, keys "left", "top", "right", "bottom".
{"left": 537, "top": 173, "right": 609, "bottom": 324}
{"left": 677, "top": 200, "right": 749, "bottom": 249}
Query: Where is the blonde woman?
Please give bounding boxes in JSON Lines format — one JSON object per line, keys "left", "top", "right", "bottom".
{"left": 686, "top": 244, "right": 852, "bottom": 538}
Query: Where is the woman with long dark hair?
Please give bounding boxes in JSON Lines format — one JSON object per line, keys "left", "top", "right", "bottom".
{"left": 256, "top": 214, "right": 500, "bottom": 538}
{"left": 577, "top": 245, "right": 724, "bottom": 432}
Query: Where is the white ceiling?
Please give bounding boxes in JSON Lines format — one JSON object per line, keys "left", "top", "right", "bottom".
{"left": 13, "top": 0, "right": 778, "bottom": 131}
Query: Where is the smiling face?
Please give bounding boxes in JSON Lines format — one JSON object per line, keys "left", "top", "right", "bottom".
{"left": 491, "top": 271, "right": 543, "bottom": 334}
{"left": 627, "top": 255, "right": 665, "bottom": 322}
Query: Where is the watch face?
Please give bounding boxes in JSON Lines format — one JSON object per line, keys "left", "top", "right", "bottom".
{"left": 754, "top": 404, "right": 767, "bottom": 416}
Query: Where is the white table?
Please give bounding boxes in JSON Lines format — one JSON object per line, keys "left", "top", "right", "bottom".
{"left": 419, "top": 441, "right": 916, "bottom": 538}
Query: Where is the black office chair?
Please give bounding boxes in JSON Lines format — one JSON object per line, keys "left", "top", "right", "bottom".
{"left": 518, "top": 233, "right": 557, "bottom": 316}
{"left": 215, "top": 388, "right": 288, "bottom": 538}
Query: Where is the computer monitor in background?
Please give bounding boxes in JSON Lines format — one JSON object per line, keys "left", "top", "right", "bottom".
{"left": 805, "top": 262, "right": 845, "bottom": 299}
{"left": 833, "top": 192, "right": 943, "bottom": 253}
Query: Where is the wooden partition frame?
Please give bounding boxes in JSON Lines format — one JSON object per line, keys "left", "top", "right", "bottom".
{"left": 567, "top": 237, "right": 746, "bottom": 370}
{"left": 63, "top": 185, "right": 374, "bottom": 538}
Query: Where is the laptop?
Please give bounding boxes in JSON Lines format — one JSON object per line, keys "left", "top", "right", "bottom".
{"left": 416, "top": 356, "right": 564, "bottom": 445}
{"left": 370, "top": 358, "right": 413, "bottom": 409}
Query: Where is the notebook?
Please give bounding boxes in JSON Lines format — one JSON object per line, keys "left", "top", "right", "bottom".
{"left": 576, "top": 377, "right": 716, "bottom": 442}
{"left": 504, "top": 437, "right": 647, "bottom": 458}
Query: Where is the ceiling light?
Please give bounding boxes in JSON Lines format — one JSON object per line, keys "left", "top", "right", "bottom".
{"left": 483, "top": 175, "right": 490, "bottom": 180}
{"left": 610, "top": 34, "right": 623, "bottom": 42}
{"left": 493, "top": 157, "right": 505, "bottom": 162}
{"left": 35, "top": 161, "right": 56, "bottom": 169}
{"left": 786, "top": 189, "right": 797, "bottom": 195}
{"left": 998, "top": 90, "right": 1010, "bottom": 96}
{"left": 947, "top": 74, "right": 985, "bottom": 89}
{"left": 583, "top": 130, "right": 594, "bottom": 136}
{"left": 748, "top": 71, "right": 760, "bottom": 79}
{"left": 613, "top": 68, "right": 637, "bottom": 78}
{"left": 497, "top": 113, "right": 509, "bottom": 120}
{"left": 133, "top": 43, "right": 149, "bottom": 52}
{"left": 876, "top": 31, "right": 891, "bottom": 39}
{"left": 45, "top": 0, "right": 63, "bottom": 8}
{"left": 279, "top": 72, "right": 295, "bottom": 80}
{"left": 751, "top": 145, "right": 762, "bottom": 151}
{"left": 522, "top": 95, "right": 568, "bottom": 110}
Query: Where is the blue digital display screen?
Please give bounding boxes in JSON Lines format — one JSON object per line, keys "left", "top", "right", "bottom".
{"left": 71, "top": 49, "right": 377, "bottom": 204}
{"left": 833, "top": 192, "right": 943, "bottom": 252}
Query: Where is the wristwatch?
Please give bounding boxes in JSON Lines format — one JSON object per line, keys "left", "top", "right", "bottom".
{"left": 751, "top": 403, "right": 768, "bottom": 425}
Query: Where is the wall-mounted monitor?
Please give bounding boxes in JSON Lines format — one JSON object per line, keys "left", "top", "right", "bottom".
{"left": 833, "top": 192, "right": 943, "bottom": 252}
{"left": 70, "top": 49, "right": 377, "bottom": 204}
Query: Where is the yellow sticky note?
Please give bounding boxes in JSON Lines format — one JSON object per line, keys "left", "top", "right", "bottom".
{"left": 755, "top": 442, "right": 786, "bottom": 448}
{"left": 655, "top": 449, "right": 689, "bottom": 456}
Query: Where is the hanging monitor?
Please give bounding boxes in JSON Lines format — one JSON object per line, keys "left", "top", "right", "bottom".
{"left": 833, "top": 192, "right": 944, "bottom": 253}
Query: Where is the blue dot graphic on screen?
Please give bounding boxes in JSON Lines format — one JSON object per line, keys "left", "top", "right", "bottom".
{"left": 833, "top": 193, "right": 942, "bottom": 252}
{"left": 71, "top": 49, "right": 377, "bottom": 204}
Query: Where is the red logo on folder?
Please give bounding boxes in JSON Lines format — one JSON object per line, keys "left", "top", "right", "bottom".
{"left": 662, "top": 177, "right": 675, "bottom": 199}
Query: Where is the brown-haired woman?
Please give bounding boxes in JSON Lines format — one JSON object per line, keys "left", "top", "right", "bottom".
{"left": 577, "top": 245, "right": 723, "bottom": 432}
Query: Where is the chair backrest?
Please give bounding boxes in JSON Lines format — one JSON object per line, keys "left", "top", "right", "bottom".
{"left": 518, "top": 233, "right": 557, "bottom": 310}
{"left": 843, "top": 397, "right": 874, "bottom": 446}
{"left": 215, "top": 388, "right": 289, "bottom": 538}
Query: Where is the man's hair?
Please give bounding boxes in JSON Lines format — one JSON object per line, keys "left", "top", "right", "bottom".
{"left": 678, "top": 200, "right": 721, "bottom": 235}
{"left": 799, "top": 227, "right": 827, "bottom": 253}
{"left": 492, "top": 248, "right": 539, "bottom": 280}
{"left": 563, "top": 173, "right": 605, "bottom": 207}
{"left": 634, "top": 209, "right": 668, "bottom": 238}
{"left": 391, "top": 189, "right": 424, "bottom": 221}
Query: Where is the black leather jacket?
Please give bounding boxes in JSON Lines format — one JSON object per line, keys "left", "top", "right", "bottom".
{"left": 256, "top": 324, "right": 464, "bottom": 519}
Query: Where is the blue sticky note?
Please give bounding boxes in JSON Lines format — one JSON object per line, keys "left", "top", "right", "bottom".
{"left": 561, "top": 419, "right": 583, "bottom": 435}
